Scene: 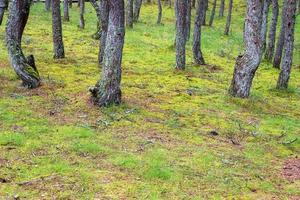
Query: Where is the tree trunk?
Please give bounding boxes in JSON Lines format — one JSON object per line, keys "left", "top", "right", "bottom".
{"left": 90, "top": 0, "right": 102, "bottom": 39}
{"left": 192, "top": 0, "right": 195, "bottom": 8}
{"left": 202, "top": 0, "right": 208, "bottom": 25}
{"left": 45, "top": 0, "right": 51, "bottom": 11}
{"left": 79, "top": 0, "right": 85, "bottom": 29}
{"left": 264, "top": 0, "right": 278, "bottom": 61}
{"left": 0, "top": 8, "right": 4, "bottom": 26}
{"left": 90, "top": 0, "right": 125, "bottom": 107}
{"left": 0, "top": 0, "right": 8, "bottom": 26}
{"left": 185, "top": 0, "right": 191, "bottom": 40}
{"left": 277, "top": 0, "right": 297, "bottom": 88}
{"left": 63, "top": 0, "right": 69, "bottom": 22}
{"left": 229, "top": 0, "right": 263, "bottom": 98}
{"left": 68, "top": 0, "right": 72, "bottom": 8}
{"left": 193, "top": 0, "right": 205, "bottom": 65}
{"left": 209, "top": 0, "right": 217, "bottom": 26}
{"left": 6, "top": 0, "right": 40, "bottom": 88}
{"left": 133, "top": 0, "right": 142, "bottom": 22}
{"left": 273, "top": 0, "right": 287, "bottom": 68}
{"left": 219, "top": 0, "right": 225, "bottom": 17}
{"left": 127, "top": 0, "right": 134, "bottom": 27}
{"left": 175, "top": 0, "right": 187, "bottom": 70}
{"left": 98, "top": 0, "right": 109, "bottom": 64}
{"left": 224, "top": 0, "right": 233, "bottom": 35}
{"left": 157, "top": 0, "right": 162, "bottom": 24}
{"left": 261, "top": 0, "right": 270, "bottom": 53}
{"left": 52, "top": 0, "right": 65, "bottom": 59}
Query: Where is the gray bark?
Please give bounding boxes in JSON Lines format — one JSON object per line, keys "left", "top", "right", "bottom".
{"left": 79, "top": 0, "right": 85, "bottom": 29}
{"left": 126, "top": 0, "right": 134, "bottom": 27}
{"left": 6, "top": 0, "right": 40, "bottom": 88}
{"left": 133, "top": 0, "right": 142, "bottom": 22}
{"left": 229, "top": 0, "right": 263, "bottom": 98}
{"left": 224, "top": 0, "right": 232, "bottom": 35}
{"left": 209, "top": 0, "right": 217, "bottom": 26}
{"left": 219, "top": 0, "right": 225, "bottom": 17}
{"left": 90, "top": 0, "right": 125, "bottom": 107}
{"left": 52, "top": 0, "right": 65, "bottom": 59}
{"left": 264, "top": 0, "right": 278, "bottom": 61}
{"left": 277, "top": 0, "right": 297, "bottom": 88}
{"left": 98, "top": 0, "right": 109, "bottom": 64}
{"left": 193, "top": 0, "right": 205, "bottom": 65}
{"left": 63, "top": 0, "right": 69, "bottom": 21}
{"left": 202, "top": 0, "right": 208, "bottom": 25}
{"left": 157, "top": 0, "right": 162, "bottom": 24}
{"left": 45, "top": 0, "right": 51, "bottom": 11}
{"left": 185, "top": 0, "right": 191, "bottom": 40}
{"left": 261, "top": 0, "right": 270, "bottom": 52}
{"left": 0, "top": 8, "right": 4, "bottom": 25}
{"left": 90, "top": 0, "right": 102, "bottom": 39}
{"left": 0, "top": 0, "right": 8, "bottom": 26}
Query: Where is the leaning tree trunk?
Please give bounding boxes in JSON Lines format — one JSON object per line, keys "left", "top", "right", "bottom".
{"left": 127, "top": 0, "right": 134, "bottom": 27}
{"left": 45, "top": 0, "right": 51, "bottom": 11}
{"left": 224, "top": 0, "right": 233, "bottom": 35}
{"left": 63, "top": 0, "right": 69, "bottom": 21}
{"left": 264, "top": 0, "right": 279, "bottom": 61}
{"left": 90, "top": 0, "right": 102, "bottom": 39}
{"left": 175, "top": 0, "right": 187, "bottom": 70}
{"left": 185, "top": 0, "right": 191, "bottom": 41}
{"left": 193, "top": 0, "right": 205, "bottom": 65}
{"left": 277, "top": 0, "right": 297, "bottom": 88}
{"left": 6, "top": 0, "right": 40, "bottom": 88}
{"left": 90, "top": 0, "right": 125, "bottom": 107}
{"left": 98, "top": 0, "right": 109, "bottom": 64}
{"left": 219, "top": 0, "right": 225, "bottom": 17}
{"left": 209, "top": 0, "right": 217, "bottom": 26}
{"left": 261, "top": 0, "right": 270, "bottom": 53}
{"left": 52, "top": 0, "right": 65, "bottom": 59}
{"left": 273, "top": 0, "right": 287, "bottom": 68}
{"left": 79, "top": 0, "right": 85, "bottom": 29}
{"left": 157, "top": 0, "right": 162, "bottom": 24}
{"left": 133, "top": 0, "right": 142, "bottom": 22}
{"left": 229, "top": 0, "right": 263, "bottom": 98}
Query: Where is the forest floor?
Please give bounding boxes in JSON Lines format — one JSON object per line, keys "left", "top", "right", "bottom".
{"left": 0, "top": 3, "right": 300, "bottom": 200}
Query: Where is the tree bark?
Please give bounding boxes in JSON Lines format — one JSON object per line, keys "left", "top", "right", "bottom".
{"left": 63, "top": 0, "right": 69, "bottom": 22}
{"left": 277, "top": 0, "right": 297, "bottom": 88}
{"left": 175, "top": 0, "right": 187, "bottom": 70}
{"left": 224, "top": 0, "right": 233, "bottom": 35}
{"left": 90, "top": 0, "right": 102, "bottom": 39}
{"left": 261, "top": 0, "right": 270, "bottom": 53}
{"left": 193, "top": 0, "right": 205, "bottom": 65}
{"left": 229, "top": 0, "right": 263, "bottom": 98}
{"left": 52, "top": 0, "right": 65, "bottom": 59}
{"left": 133, "top": 0, "right": 142, "bottom": 22}
{"left": 6, "top": 0, "right": 40, "bottom": 88}
{"left": 264, "top": 0, "right": 278, "bottom": 61}
{"left": 202, "top": 0, "right": 208, "bottom": 25}
{"left": 219, "top": 0, "right": 225, "bottom": 17}
{"left": 0, "top": 8, "right": 4, "bottom": 26}
{"left": 45, "top": 0, "right": 51, "bottom": 11}
{"left": 79, "top": 0, "right": 85, "bottom": 29}
{"left": 90, "top": 0, "right": 125, "bottom": 107}
{"left": 0, "top": 0, "right": 8, "bottom": 26}
{"left": 209, "top": 0, "right": 217, "bottom": 26}
{"left": 127, "top": 0, "right": 134, "bottom": 27}
{"left": 157, "top": 0, "right": 162, "bottom": 24}
{"left": 185, "top": 0, "right": 191, "bottom": 40}
{"left": 98, "top": 0, "right": 109, "bottom": 64}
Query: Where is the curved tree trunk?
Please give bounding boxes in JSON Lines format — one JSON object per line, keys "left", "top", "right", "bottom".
{"left": 45, "top": 0, "right": 51, "bottom": 11}
{"left": 277, "top": 0, "right": 297, "bottom": 88}
{"left": 209, "top": 0, "right": 217, "bottom": 26}
{"left": 224, "top": 0, "right": 233, "bottom": 35}
{"left": 133, "top": 0, "right": 142, "bottom": 22}
{"left": 219, "top": 0, "right": 225, "bottom": 17}
{"left": 90, "top": 0, "right": 102, "bottom": 39}
{"left": 98, "top": 0, "right": 109, "bottom": 64}
{"left": 79, "top": 0, "right": 85, "bottom": 29}
{"left": 175, "top": 0, "right": 187, "bottom": 70}
{"left": 52, "top": 0, "right": 65, "bottom": 59}
{"left": 264, "top": 0, "right": 278, "bottom": 61}
{"left": 193, "top": 0, "right": 205, "bottom": 65}
{"left": 229, "top": 0, "right": 263, "bottom": 98}
{"left": 6, "top": 0, "right": 40, "bottom": 88}
{"left": 127, "top": 0, "right": 134, "bottom": 27}
{"left": 157, "top": 0, "right": 162, "bottom": 24}
{"left": 261, "top": 0, "right": 270, "bottom": 53}
{"left": 90, "top": 0, "right": 125, "bottom": 107}
{"left": 185, "top": 0, "right": 191, "bottom": 40}
{"left": 63, "top": 0, "right": 69, "bottom": 21}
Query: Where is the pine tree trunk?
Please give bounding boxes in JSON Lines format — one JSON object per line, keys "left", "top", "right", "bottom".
{"left": 224, "top": 0, "right": 233, "bottom": 35}
{"left": 133, "top": 0, "right": 142, "bottom": 22}
{"left": 264, "top": 0, "right": 278, "bottom": 61}
{"left": 185, "top": 0, "right": 191, "bottom": 40}
{"left": 52, "top": 0, "right": 65, "bottom": 59}
{"left": 209, "top": 0, "right": 217, "bottom": 26}
{"left": 261, "top": 0, "right": 270, "bottom": 53}
{"left": 6, "top": 0, "right": 40, "bottom": 88}
{"left": 90, "top": 0, "right": 125, "bottom": 107}
{"left": 127, "top": 0, "right": 134, "bottom": 27}
{"left": 277, "top": 0, "right": 297, "bottom": 88}
{"left": 219, "top": 0, "right": 225, "bottom": 17}
{"left": 98, "top": 0, "right": 109, "bottom": 64}
{"left": 175, "top": 0, "right": 187, "bottom": 70}
{"left": 229, "top": 0, "right": 263, "bottom": 98}
{"left": 63, "top": 0, "right": 70, "bottom": 21}
{"left": 157, "top": 0, "right": 162, "bottom": 24}
{"left": 193, "top": 0, "right": 205, "bottom": 65}
{"left": 45, "top": 0, "right": 51, "bottom": 11}
{"left": 79, "top": 0, "right": 85, "bottom": 29}
{"left": 90, "top": 0, "right": 102, "bottom": 39}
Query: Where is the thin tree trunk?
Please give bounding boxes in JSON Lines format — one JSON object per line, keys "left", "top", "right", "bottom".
{"left": 202, "top": 0, "right": 208, "bottom": 25}
{"left": 90, "top": 0, "right": 102, "bottom": 39}
{"left": 224, "top": 0, "right": 233, "bottom": 35}
{"left": 6, "top": 0, "right": 40, "bottom": 88}
{"left": 68, "top": 0, "right": 72, "bottom": 8}
{"left": 79, "top": 0, "right": 85, "bottom": 29}
{"left": 157, "top": 0, "right": 162, "bottom": 24}
{"left": 45, "top": 0, "right": 51, "bottom": 11}
{"left": 209, "top": 0, "right": 217, "bottom": 26}
{"left": 90, "top": 0, "right": 125, "bottom": 107}
{"left": 52, "top": 0, "right": 65, "bottom": 59}
{"left": 277, "top": 0, "right": 297, "bottom": 88}
{"left": 63, "top": 0, "right": 69, "bottom": 21}
{"left": 261, "top": 0, "right": 270, "bottom": 53}
{"left": 265, "top": 0, "right": 278, "bottom": 61}
{"left": 193, "top": 0, "right": 205, "bottom": 65}
{"left": 0, "top": 8, "right": 4, "bottom": 26}
{"left": 0, "top": 0, "right": 8, "bottom": 25}
{"left": 219, "top": 0, "right": 225, "bottom": 17}
{"left": 229, "top": 0, "right": 263, "bottom": 98}
{"left": 133, "top": 0, "right": 142, "bottom": 22}
{"left": 185, "top": 0, "right": 191, "bottom": 40}
{"left": 127, "top": 0, "right": 134, "bottom": 27}
{"left": 98, "top": 0, "right": 109, "bottom": 64}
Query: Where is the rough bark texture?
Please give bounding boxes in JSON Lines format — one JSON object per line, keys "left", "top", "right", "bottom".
{"left": 185, "top": 0, "right": 191, "bottom": 40}
{"left": 193, "top": 0, "right": 205, "bottom": 65}
{"left": 224, "top": 0, "right": 232, "bottom": 35}
{"left": 264, "top": 0, "right": 278, "bottom": 61}
{"left": 90, "top": 0, "right": 102, "bottom": 39}
{"left": 261, "top": 0, "right": 270, "bottom": 52}
{"left": 157, "top": 0, "right": 162, "bottom": 24}
{"left": 45, "top": 0, "right": 51, "bottom": 11}
{"left": 6, "top": 0, "right": 40, "bottom": 88}
{"left": 219, "top": 0, "right": 225, "bottom": 17}
{"left": 98, "top": 0, "right": 109, "bottom": 64}
{"left": 63, "top": 0, "right": 69, "bottom": 22}
{"left": 133, "top": 0, "right": 142, "bottom": 22}
{"left": 79, "top": 0, "right": 85, "bottom": 29}
{"left": 277, "top": 0, "right": 297, "bottom": 88}
{"left": 90, "top": 0, "right": 125, "bottom": 107}
{"left": 209, "top": 0, "right": 217, "bottom": 26}
{"left": 229, "top": 0, "right": 263, "bottom": 98}
{"left": 52, "top": 0, "right": 65, "bottom": 59}
{"left": 126, "top": 0, "right": 134, "bottom": 27}
{"left": 273, "top": 0, "right": 287, "bottom": 68}
{"left": 175, "top": 0, "right": 187, "bottom": 70}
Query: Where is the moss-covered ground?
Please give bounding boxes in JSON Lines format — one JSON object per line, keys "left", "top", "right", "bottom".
{"left": 0, "top": 2, "right": 299, "bottom": 199}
